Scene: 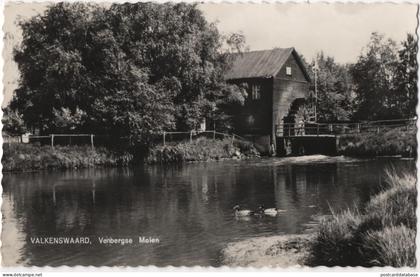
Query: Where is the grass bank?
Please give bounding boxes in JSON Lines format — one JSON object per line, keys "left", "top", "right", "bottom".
{"left": 222, "top": 170, "right": 416, "bottom": 267}
{"left": 2, "top": 143, "right": 134, "bottom": 172}
{"left": 307, "top": 169, "right": 416, "bottom": 267}
{"left": 338, "top": 127, "right": 416, "bottom": 157}
{"left": 146, "top": 137, "right": 260, "bottom": 164}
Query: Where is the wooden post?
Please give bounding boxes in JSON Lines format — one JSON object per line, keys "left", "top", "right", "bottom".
{"left": 357, "top": 123, "right": 361, "bottom": 133}
{"left": 91, "top": 134, "right": 94, "bottom": 150}
{"left": 377, "top": 127, "right": 380, "bottom": 134}
{"left": 329, "top": 124, "right": 333, "bottom": 133}
{"left": 317, "top": 125, "right": 320, "bottom": 136}
{"left": 51, "top": 134, "right": 54, "bottom": 148}
{"left": 213, "top": 130, "right": 216, "bottom": 140}
{"left": 232, "top": 134, "right": 235, "bottom": 144}
{"left": 190, "top": 131, "right": 193, "bottom": 143}
{"left": 163, "top": 132, "right": 166, "bottom": 146}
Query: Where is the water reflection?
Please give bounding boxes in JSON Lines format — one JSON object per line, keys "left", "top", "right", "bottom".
{"left": 2, "top": 157, "right": 414, "bottom": 267}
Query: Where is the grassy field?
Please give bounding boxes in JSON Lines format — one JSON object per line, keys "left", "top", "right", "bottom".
{"left": 2, "top": 143, "right": 134, "bottom": 172}
{"left": 146, "top": 137, "right": 260, "bottom": 163}
{"left": 307, "top": 169, "right": 416, "bottom": 267}
{"left": 338, "top": 127, "right": 416, "bottom": 157}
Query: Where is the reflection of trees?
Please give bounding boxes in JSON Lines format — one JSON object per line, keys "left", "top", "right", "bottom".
{"left": 3, "top": 159, "right": 415, "bottom": 266}
{"left": 3, "top": 163, "right": 243, "bottom": 266}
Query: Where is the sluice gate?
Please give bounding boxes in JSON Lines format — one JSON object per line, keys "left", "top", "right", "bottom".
{"left": 276, "top": 136, "right": 338, "bottom": 156}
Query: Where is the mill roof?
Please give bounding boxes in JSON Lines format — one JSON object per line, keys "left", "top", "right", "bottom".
{"left": 225, "top": 47, "right": 310, "bottom": 81}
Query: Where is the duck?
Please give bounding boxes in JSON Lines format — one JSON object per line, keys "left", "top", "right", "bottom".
{"left": 257, "top": 205, "right": 287, "bottom": 216}
{"left": 233, "top": 205, "right": 253, "bottom": 217}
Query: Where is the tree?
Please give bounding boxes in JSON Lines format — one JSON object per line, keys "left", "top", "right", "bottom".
{"left": 351, "top": 32, "right": 417, "bottom": 120}
{"left": 10, "top": 3, "right": 245, "bottom": 145}
{"left": 307, "top": 52, "right": 354, "bottom": 122}
{"left": 392, "top": 33, "right": 418, "bottom": 118}
{"left": 351, "top": 32, "right": 399, "bottom": 120}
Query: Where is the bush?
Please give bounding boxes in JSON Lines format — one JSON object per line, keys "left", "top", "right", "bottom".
{"left": 2, "top": 143, "right": 133, "bottom": 172}
{"left": 147, "top": 137, "right": 259, "bottom": 164}
{"left": 338, "top": 127, "right": 416, "bottom": 157}
{"left": 364, "top": 171, "right": 417, "bottom": 230}
{"left": 363, "top": 225, "right": 416, "bottom": 267}
{"left": 308, "top": 169, "right": 417, "bottom": 267}
{"left": 309, "top": 209, "right": 362, "bottom": 266}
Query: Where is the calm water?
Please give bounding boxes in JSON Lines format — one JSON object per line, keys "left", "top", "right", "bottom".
{"left": 2, "top": 156, "right": 415, "bottom": 267}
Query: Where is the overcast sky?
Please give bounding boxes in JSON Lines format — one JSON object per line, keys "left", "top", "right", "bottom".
{"left": 3, "top": 2, "right": 418, "bottom": 106}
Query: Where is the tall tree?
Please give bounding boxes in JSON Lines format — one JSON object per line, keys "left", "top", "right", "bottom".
{"left": 351, "top": 32, "right": 399, "bottom": 120}
{"left": 10, "top": 3, "right": 245, "bottom": 144}
{"left": 307, "top": 52, "right": 354, "bottom": 122}
{"left": 392, "top": 33, "right": 418, "bottom": 118}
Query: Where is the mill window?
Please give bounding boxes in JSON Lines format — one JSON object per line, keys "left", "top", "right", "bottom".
{"left": 286, "top": 66, "right": 292, "bottom": 76}
{"left": 251, "top": 85, "right": 261, "bottom": 100}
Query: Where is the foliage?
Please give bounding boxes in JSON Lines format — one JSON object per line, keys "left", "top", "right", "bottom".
{"left": 147, "top": 137, "right": 259, "bottom": 163}
{"left": 2, "top": 143, "right": 133, "bottom": 172}
{"left": 307, "top": 53, "right": 354, "bottom": 122}
{"left": 351, "top": 32, "right": 417, "bottom": 120}
{"left": 308, "top": 170, "right": 416, "bottom": 267}
{"left": 363, "top": 225, "right": 416, "bottom": 267}
{"left": 2, "top": 107, "right": 27, "bottom": 135}
{"left": 10, "top": 2, "right": 245, "bottom": 144}
{"left": 337, "top": 127, "right": 416, "bottom": 157}
{"left": 52, "top": 107, "right": 86, "bottom": 132}
{"left": 308, "top": 209, "right": 362, "bottom": 266}
{"left": 392, "top": 33, "right": 418, "bottom": 118}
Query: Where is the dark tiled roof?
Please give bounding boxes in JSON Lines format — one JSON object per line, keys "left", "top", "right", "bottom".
{"left": 225, "top": 48, "right": 295, "bottom": 80}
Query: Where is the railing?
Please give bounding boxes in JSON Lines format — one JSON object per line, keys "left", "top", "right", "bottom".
{"left": 161, "top": 130, "right": 249, "bottom": 146}
{"left": 5, "top": 130, "right": 250, "bottom": 148}
{"left": 276, "top": 118, "right": 416, "bottom": 137}
{"left": 28, "top": 134, "right": 96, "bottom": 148}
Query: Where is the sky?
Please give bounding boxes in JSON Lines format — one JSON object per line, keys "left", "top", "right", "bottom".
{"left": 2, "top": 2, "right": 418, "bottom": 106}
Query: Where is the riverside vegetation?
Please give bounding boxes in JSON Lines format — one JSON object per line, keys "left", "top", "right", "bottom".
{"left": 2, "top": 143, "right": 134, "bottom": 172}
{"left": 3, "top": 137, "right": 260, "bottom": 172}
{"left": 146, "top": 137, "right": 260, "bottom": 163}
{"left": 222, "top": 170, "right": 416, "bottom": 267}
{"left": 337, "top": 127, "right": 416, "bottom": 157}
{"left": 3, "top": 127, "right": 415, "bottom": 172}
{"left": 307, "top": 169, "right": 416, "bottom": 267}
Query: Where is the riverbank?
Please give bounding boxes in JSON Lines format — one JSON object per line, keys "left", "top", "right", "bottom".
{"left": 2, "top": 138, "right": 260, "bottom": 172}
{"left": 2, "top": 143, "right": 134, "bottom": 172}
{"left": 222, "top": 170, "right": 416, "bottom": 267}
{"left": 222, "top": 234, "right": 312, "bottom": 267}
{"left": 146, "top": 137, "right": 260, "bottom": 163}
{"left": 337, "top": 127, "right": 416, "bottom": 157}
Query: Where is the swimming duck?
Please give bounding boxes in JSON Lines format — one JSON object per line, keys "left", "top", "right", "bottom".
{"left": 233, "top": 205, "right": 253, "bottom": 216}
{"left": 258, "top": 205, "right": 287, "bottom": 216}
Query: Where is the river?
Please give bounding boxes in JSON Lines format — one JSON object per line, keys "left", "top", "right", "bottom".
{"left": 1, "top": 155, "right": 415, "bottom": 267}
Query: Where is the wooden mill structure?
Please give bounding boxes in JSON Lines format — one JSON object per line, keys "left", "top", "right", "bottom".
{"left": 225, "top": 47, "right": 315, "bottom": 155}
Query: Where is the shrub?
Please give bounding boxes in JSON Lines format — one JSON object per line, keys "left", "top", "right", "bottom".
{"left": 364, "top": 171, "right": 417, "bottom": 230}
{"left": 363, "top": 225, "right": 416, "bottom": 267}
{"left": 308, "top": 209, "right": 362, "bottom": 266}
{"left": 2, "top": 143, "right": 133, "bottom": 172}
{"left": 338, "top": 127, "right": 416, "bottom": 157}
{"left": 147, "top": 137, "right": 259, "bottom": 164}
{"left": 308, "top": 170, "right": 416, "bottom": 267}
